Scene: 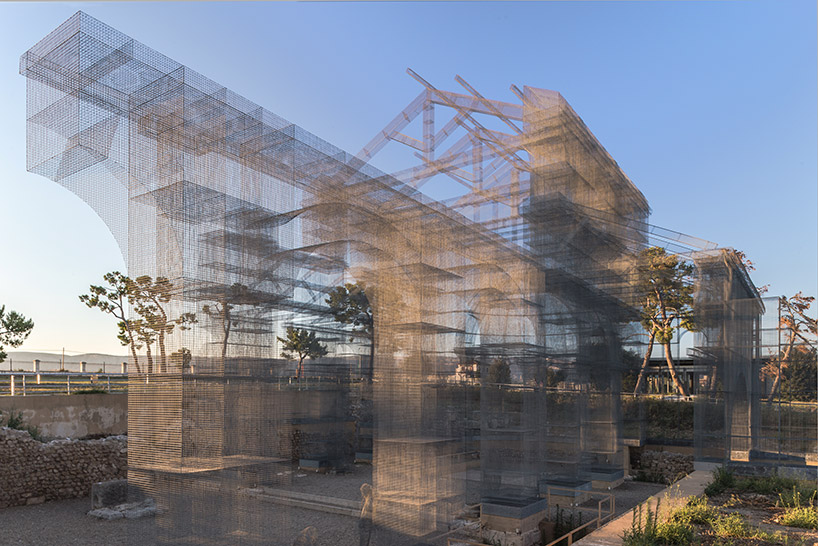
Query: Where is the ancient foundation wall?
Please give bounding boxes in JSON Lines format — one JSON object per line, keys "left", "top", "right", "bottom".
{"left": 0, "top": 428, "right": 126, "bottom": 508}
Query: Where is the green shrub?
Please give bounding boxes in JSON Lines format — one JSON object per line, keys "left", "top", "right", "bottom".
{"left": 622, "top": 500, "right": 693, "bottom": 546}
{"left": 779, "top": 486, "right": 811, "bottom": 508}
{"left": 736, "top": 474, "right": 798, "bottom": 495}
{"left": 657, "top": 520, "right": 693, "bottom": 545}
{"left": 778, "top": 484, "right": 818, "bottom": 507}
{"left": 777, "top": 487, "right": 818, "bottom": 529}
{"left": 710, "top": 513, "right": 782, "bottom": 541}
{"left": 705, "top": 467, "right": 735, "bottom": 496}
{"left": 778, "top": 506, "right": 818, "bottom": 529}
{"left": 635, "top": 470, "right": 667, "bottom": 485}
{"left": 670, "top": 496, "right": 717, "bottom": 526}
{"left": 0, "top": 410, "right": 43, "bottom": 442}
{"left": 623, "top": 501, "right": 661, "bottom": 546}
{"left": 711, "top": 513, "right": 752, "bottom": 538}
{"left": 642, "top": 399, "right": 695, "bottom": 441}
{"left": 72, "top": 387, "right": 108, "bottom": 395}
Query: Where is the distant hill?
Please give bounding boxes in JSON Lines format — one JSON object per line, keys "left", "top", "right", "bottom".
{"left": 3, "top": 351, "right": 129, "bottom": 372}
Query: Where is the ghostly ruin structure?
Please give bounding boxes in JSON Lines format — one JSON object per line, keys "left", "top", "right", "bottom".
{"left": 21, "top": 11, "right": 811, "bottom": 546}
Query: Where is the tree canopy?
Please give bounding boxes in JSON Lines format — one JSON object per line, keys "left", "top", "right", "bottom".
{"left": 81, "top": 272, "right": 196, "bottom": 373}
{"left": 326, "top": 282, "right": 373, "bottom": 379}
{"left": 761, "top": 292, "right": 817, "bottom": 402}
{"left": 80, "top": 271, "right": 143, "bottom": 373}
{"left": 0, "top": 305, "right": 34, "bottom": 363}
{"left": 129, "top": 275, "right": 196, "bottom": 373}
{"left": 486, "top": 358, "right": 511, "bottom": 385}
{"left": 632, "top": 247, "right": 696, "bottom": 397}
{"left": 202, "top": 283, "right": 253, "bottom": 360}
{"left": 778, "top": 346, "right": 817, "bottom": 402}
{"left": 326, "top": 282, "right": 372, "bottom": 335}
{"left": 277, "top": 326, "right": 328, "bottom": 380}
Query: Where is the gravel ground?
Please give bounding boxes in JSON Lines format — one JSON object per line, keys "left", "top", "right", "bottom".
{"left": 0, "top": 497, "right": 156, "bottom": 546}
{"left": 273, "top": 463, "right": 373, "bottom": 501}
{"left": 0, "top": 473, "right": 664, "bottom": 546}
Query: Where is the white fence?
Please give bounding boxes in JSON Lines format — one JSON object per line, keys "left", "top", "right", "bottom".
{"left": 0, "top": 371, "right": 128, "bottom": 396}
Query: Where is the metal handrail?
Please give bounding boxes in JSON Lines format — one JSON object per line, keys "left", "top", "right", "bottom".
{"left": 447, "top": 488, "right": 615, "bottom": 546}
{"left": 0, "top": 371, "right": 128, "bottom": 396}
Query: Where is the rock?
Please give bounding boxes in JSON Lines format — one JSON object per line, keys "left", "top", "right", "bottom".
{"left": 91, "top": 479, "right": 128, "bottom": 509}
{"left": 88, "top": 499, "right": 156, "bottom": 520}
{"left": 88, "top": 507, "right": 125, "bottom": 520}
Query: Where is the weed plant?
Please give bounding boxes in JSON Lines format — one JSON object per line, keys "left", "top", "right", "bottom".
{"left": 736, "top": 475, "right": 799, "bottom": 495}
{"left": 779, "top": 485, "right": 818, "bottom": 508}
{"left": 778, "top": 505, "right": 818, "bottom": 529}
{"left": 547, "top": 505, "right": 587, "bottom": 546}
{"left": 635, "top": 470, "right": 668, "bottom": 485}
{"left": 705, "top": 467, "right": 810, "bottom": 497}
{"left": 705, "top": 467, "right": 735, "bottom": 496}
{"left": 0, "top": 410, "right": 43, "bottom": 441}
{"left": 670, "top": 496, "right": 718, "bottom": 526}
{"left": 72, "top": 387, "right": 109, "bottom": 395}
{"left": 622, "top": 499, "right": 693, "bottom": 546}
{"left": 710, "top": 512, "right": 783, "bottom": 542}
{"left": 777, "top": 487, "right": 818, "bottom": 529}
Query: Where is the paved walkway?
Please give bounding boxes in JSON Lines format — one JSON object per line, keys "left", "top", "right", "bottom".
{"left": 575, "top": 470, "right": 713, "bottom": 546}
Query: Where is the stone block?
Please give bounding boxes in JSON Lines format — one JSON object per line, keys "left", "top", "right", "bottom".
{"left": 91, "top": 479, "right": 128, "bottom": 509}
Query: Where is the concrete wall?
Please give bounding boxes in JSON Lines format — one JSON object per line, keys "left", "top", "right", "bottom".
{"left": 0, "top": 393, "right": 126, "bottom": 438}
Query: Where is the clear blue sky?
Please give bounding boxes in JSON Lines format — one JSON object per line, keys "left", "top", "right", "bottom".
{"left": 0, "top": 1, "right": 815, "bottom": 355}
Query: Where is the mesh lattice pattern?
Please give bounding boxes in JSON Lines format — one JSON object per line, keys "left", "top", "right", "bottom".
{"left": 21, "top": 11, "right": 798, "bottom": 546}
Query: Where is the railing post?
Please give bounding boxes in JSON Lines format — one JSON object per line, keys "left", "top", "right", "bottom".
{"left": 67, "top": 373, "right": 70, "bottom": 394}
{"left": 36, "top": 373, "right": 41, "bottom": 385}
{"left": 10, "top": 375, "right": 15, "bottom": 396}
{"left": 121, "top": 361, "right": 127, "bottom": 374}
{"left": 22, "top": 375, "right": 26, "bottom": 396}
{"left": 80, "top": 361, "right": 87, "bottom": 373}
{"left": 33, "top": 359, "right": 40, "bottom": 373}
{"left": 107, "top": 376, "right": 111, "bottom": 392}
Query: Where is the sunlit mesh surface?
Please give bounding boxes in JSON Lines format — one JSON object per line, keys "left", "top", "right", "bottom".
{"left": 21, "top": 11, "right": 810, "bottom": 546}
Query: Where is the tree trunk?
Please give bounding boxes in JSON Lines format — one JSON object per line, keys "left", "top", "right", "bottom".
{"left": 663, "top": 341, "right": 689, "bottom": 397}
{"left": 633, "top": 330, "right": 656, "bottom": 395}
{"left": 146, "top": 344, "right": 154, "bottom": 374}
{"left": 129, "top": 343, "right": 142, "bottom": 374}
{"left": 368, "top": 329, "right": 375, "bottom": 382}
{"left": 766, "top": 338, "right": 795, "bottom": 404}
{"left": 707, "top": 364, "right": 718, "bottom": 393}
{"left": 767, "top": 372, "right": 781, "bottom": 403}
{"left": 157, "top": 332, "right": 166, "bottom": 374}
{"left": 222, "top": 310, "right": 230, "bottom": 361}
{"left": 297, "top": 356, "right": 304, "bottom": 381}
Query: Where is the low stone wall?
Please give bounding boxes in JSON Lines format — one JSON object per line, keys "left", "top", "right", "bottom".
{"left": 0, "top": 427, "right": 126, "bottom": 508}
{"left": 0, "top": 393, "right": 127, "bottom": 438}
{"left": 638, "top": 449, "right": 694, "bottom": 484}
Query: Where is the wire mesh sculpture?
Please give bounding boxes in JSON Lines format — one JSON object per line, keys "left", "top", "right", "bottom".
{"left": 21, "top": 11, "right": 806, "bottom": 546}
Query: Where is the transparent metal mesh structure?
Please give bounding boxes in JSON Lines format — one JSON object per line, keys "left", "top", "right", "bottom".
{"left": 21, "top": 11, "right": 807, "bottom": 546}
{"left": 690, "top": 250, "right": 765, "bottom": 462}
